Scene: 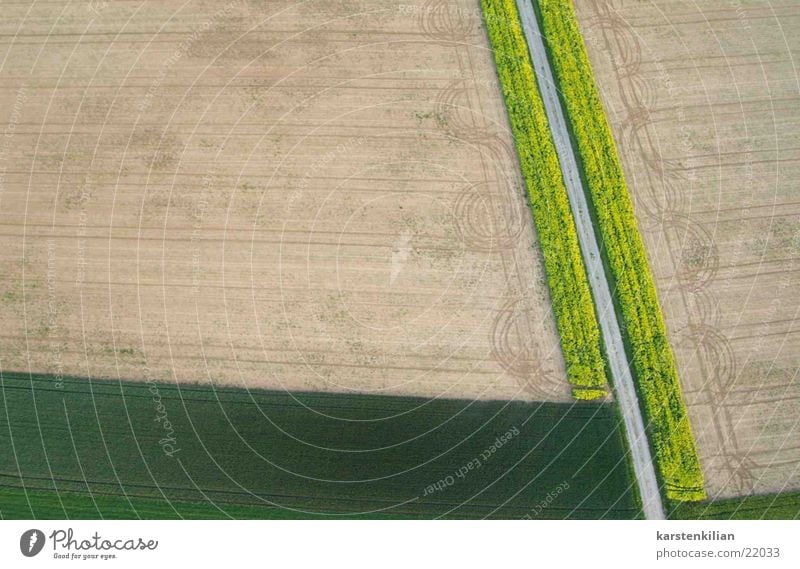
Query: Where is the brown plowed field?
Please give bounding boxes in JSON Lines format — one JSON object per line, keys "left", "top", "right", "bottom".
{"left": 575, "top": 0, "right": 800, "bottom": 498}
{"left": 0, "top": 1, "right": 570, "bottom": 402}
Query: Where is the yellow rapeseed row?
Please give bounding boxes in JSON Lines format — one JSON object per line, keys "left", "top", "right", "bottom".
{"left": 534, "top": 0, "right": 705, "bottom": 501}
{"left": 480, "top": 0, "right": 607, "bottom": 400}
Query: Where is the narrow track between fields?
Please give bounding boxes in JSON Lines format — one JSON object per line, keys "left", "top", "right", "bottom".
{"left": 513, "top": 0, "right": 665, "bottom": 520}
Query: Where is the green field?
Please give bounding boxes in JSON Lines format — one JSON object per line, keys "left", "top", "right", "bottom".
{"left": 532, "top": 0, "right": 705, "bottom": 501}
{"left": 0, "top": 372, "right": 639, "bottom": 519}
{"left": 480, "top": 0, "right": 607, "bottom": 400}
{"left": 670, "top": 494, "right": 800, "bottom": 520}
{"left": 0, "top": 486, "right": 313, "bottom": 520}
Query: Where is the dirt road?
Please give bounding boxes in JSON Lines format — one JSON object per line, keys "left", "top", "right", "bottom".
{"left": 514, "top": 0, "right": 665, "bottom": 519}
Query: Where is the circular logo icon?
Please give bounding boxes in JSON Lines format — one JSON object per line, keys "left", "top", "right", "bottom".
{"left": 20, "top": 529, "right": 46, "bottom": 557}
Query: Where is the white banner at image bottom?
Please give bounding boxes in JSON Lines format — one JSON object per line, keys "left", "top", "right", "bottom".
{"left": 0, "top": 520, "right": 797, "bottom": 568}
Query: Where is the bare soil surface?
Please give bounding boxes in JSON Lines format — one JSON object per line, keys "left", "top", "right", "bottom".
{"left": 0, "top": 0, "right": 570, "bottom": 402}
{"left": 575, "top": 0, "right": 800, "bottom": 498}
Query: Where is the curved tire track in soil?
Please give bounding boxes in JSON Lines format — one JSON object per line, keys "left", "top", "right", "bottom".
{"left": 453, "top": 181, "right": 525, "bottom": 252}
{"left": 434, "top": 80, "right": 497, "bottom": 144}
{"left": 490, "top": 298, "right": 562, "bottom": 399}
{"left": 418, "top": 0, "right": 476, "bottom": 44}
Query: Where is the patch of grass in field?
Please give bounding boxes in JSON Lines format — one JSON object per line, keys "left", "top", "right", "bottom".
{"left": 479, "top": 0, "right": 608, "bottom": 399}
{"left": 531, "top": 0, "right": 705, "bottom": 501}
{"left": 0, "top": 372, "right": 638, "bottom": 519}
{"left": 670, "top": 493, "right": 800, "bottom": 520}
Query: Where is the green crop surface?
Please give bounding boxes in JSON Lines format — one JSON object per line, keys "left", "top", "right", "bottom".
{"left": 670, "top": 493, "right": 800, "bottom": 520}
{"left": 0, "top": 486, "right": 313, "bottom": 520}
{"left": 0, "top": 373, "right": 639, "bottom": 519}
{"left": 480, "top": 0, "right": 607, "bottom": 400}
{"left": 532, "top": 0, "right": 705, "bottom": 501}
